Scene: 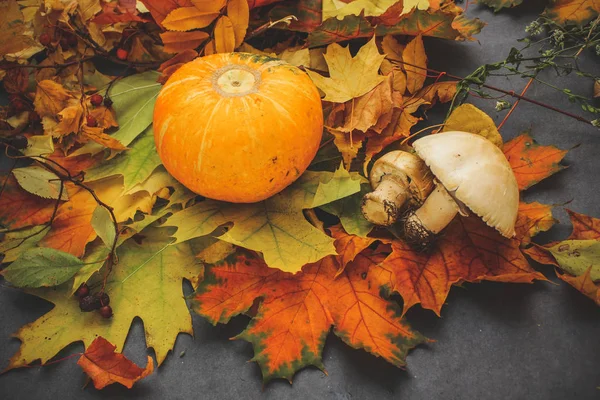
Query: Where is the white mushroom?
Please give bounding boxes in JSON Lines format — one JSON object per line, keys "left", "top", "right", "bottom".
{"left": 402, "top": 131, "right": 519, "bottom": 247}
{"left": 361, "top": 151, "right": 435, "bottom": 226}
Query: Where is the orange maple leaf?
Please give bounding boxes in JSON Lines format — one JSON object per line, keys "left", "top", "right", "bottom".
{"left": 192, "top": 251, "right": 427, "bottom": 383}
{"left": 523, "top": 209, "right": 600, "bottom": 305}
{"left": 78, "top": 336, "right": 154, "bottom": 390}
{"left": 379, "top": 216, "right": 546, "bottom": 316}
{"left": 503, "top": 132, "right": 568, "bottom": 190}
{"left": 0, "top": 175, "right": 56, "bottom": 230}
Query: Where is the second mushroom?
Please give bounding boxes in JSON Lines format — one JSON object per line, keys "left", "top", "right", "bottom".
{"left": 362, "top": 131, "right": 520, "bottom": 248}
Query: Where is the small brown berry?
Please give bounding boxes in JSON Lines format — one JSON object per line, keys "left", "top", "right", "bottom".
{"left": 75, "top": 283, "right": 89, "bottom": 298}
{"left": 39, "top": 33, "right": 51, "bottom": 46}
{"left": 90, "top": 94, "right": 103, "bottom": 106}
{"left": 103, "top": 97, "right": 113, "bottom": 107}
{"left": 86, "top": 114, "right": 97, "bottom": 127}
{"left": 99, "top": 305, "right": 113, "bottom": 318}
{"left": 60, "top": 37, "right": 69, "bottom": 49}
{"left": 116, "top": 48, "right": 128, "bottom": 60}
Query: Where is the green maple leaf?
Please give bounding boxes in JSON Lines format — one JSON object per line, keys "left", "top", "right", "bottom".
{"left": 71, "top": 71, "right": 161, "bottom": 156}
{"left": 84, "top": 127, "right": 162, "bottom": 191}
{"left": 164, "top": 169, "right": 362, "bottom": 273}
{"left": 7, "top": 227, "right": 203, "bottom": 370}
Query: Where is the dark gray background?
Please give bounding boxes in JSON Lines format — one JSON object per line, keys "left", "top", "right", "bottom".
{"left": 1, "top": 2, "right": 599, "bottom": 399}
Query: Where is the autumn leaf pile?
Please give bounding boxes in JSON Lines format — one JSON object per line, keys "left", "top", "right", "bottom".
{"left": 0, "top": 0, "right": 598, "bottom": 390}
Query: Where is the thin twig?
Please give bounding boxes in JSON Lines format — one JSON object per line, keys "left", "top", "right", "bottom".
{"left": 390, "top": 60, "right": 595, "bottom": 127}
{"left": 498, "top": 76, "right": 535, "bottom": 130}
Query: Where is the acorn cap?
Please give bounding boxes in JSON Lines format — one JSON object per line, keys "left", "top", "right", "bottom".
{"left": 412, "top": 131, "right": 519, "bottom": 237}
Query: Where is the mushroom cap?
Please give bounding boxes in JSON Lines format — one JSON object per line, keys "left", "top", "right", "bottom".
{"left": 369, "top": 150, "right": 434, "bottom": 207}
{"left": 412, "top": 131, "right": 519, "bottom": 237}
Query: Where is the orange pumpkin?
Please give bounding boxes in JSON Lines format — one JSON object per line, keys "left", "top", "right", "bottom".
{"left": 153, "top": 53, "right": 324, "bottom": 203}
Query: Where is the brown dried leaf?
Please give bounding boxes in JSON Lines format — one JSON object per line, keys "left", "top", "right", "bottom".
{"left": 81, "top": 125, "right": 128, "bottom": 151}
{"left": 403, "top": 35, "right": 427, "bottom": 94}
{"left": 34, "top": 80, "right": 73, "bottom": 118}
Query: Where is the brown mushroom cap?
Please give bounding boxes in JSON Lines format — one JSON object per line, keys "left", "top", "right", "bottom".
{"left": 369, "top": 151, "right": 434, "bottom": 208}
{"left": 412, "top": 131, "right": 519, "bottom": 237}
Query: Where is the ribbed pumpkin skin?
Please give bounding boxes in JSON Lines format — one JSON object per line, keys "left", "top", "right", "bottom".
{"left": 153, "top": 53, "right": 323, "bottom": 203}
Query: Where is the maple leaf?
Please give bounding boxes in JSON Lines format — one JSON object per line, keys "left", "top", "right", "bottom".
{"left": 515, "top": 201, "right": 557, "bottom": 245}
{"left": 375, "top": 8, "right": 485, "bottom": 40}
{"left": 78, "top": 337, "right": 154, "bottom": 390}
{"left": 306, "top": 37, "right": 385, "bottom": 103}
{"left": 403, "top": 35, "right": 427, "bottom": 94}
{"left": 307, "top": 13, "right": 375, "bottom": 48}
{"left": 269, "top": 0, "right": 323, "bottom": 32}
{"left": 0, "top": 175, "right": 55, "bottom": 230}
{"left": 503, "top": 132, "right": 568, "bottom": 191}
{"left": 543, "top": 0, "right": 600, "bottom": 25}
{"left": 326, "top": 75, "right": 394, "bottom": 133}
{"left": 72, "top": 71, "right": 161, "bottom": 156}
{"left": 442, "top": 103, "right": 503, "bottom": 148}
{"left": 378, "top": 216, "right": 546, "bottom": 316}
{"left": 322, "top": 0, "right": 397, "bottom": 20}
{"left": 165, "top": 169, "right": 362, "bottom": 273}
{"left": 7, "top": 227, "right": 203, "bottom": 370}
{"left": 192, "top": 250, "right": 427, "bottom": 383}
{"left": 33, "top": 80, "right": 73, "bottom": 118}
{"left": 524, "top": 209, "right": 600, "bottom": 305}
{"left": 83, "top": 127, "right": 162, "bottom": 192}
{"left": 478, "top": 0, "right": 524, "bottom": 12}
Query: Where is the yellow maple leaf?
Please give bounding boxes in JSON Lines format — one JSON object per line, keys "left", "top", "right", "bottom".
{"left": 306, "top": 36, "right": 386, "bottom": 103}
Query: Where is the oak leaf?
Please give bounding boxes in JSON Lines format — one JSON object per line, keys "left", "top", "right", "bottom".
{"left": 503, "top": 132, "right": 568, "bottom": 190}
{"left": 7, "top": 227, "right": 203, "bottom": 370}
{"left": 192, "top": 250, "right": 427, "bottom": 383}
{"left": 78, "top": 337, "right": 154, "bottom": 390}
{"left": 306, "top": 37, "right": 385, "bottom": 103}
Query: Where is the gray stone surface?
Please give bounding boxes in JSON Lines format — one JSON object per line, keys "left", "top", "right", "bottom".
{"left": 1, "top": 2, "right": 599, "bottom": 399}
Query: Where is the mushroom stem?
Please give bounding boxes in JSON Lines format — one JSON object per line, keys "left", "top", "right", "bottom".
{"left": 362, "top": 151, "right": 434, "bottom": 226}
{"left": 361, "top": 176, "right": 410, "bottom": 226}
{"left": 403, "top": 183, "right": 459, "bottom": 247}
